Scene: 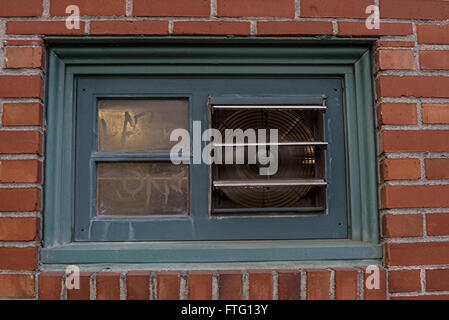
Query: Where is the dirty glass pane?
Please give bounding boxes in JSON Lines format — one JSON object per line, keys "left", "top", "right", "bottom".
{"left": 96, "top": 162, "right": 189, "bottom": 216}
{"left": 98, "top": 99, "right": 188, "bottom": 152}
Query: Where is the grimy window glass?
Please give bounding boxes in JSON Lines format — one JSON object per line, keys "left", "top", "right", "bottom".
{"left": 94, "top": 99, "right": 189, "bottom": 217}
{"left": 98, "top": 99, "right": 188, "bottom": 152}
{"left": 96, "top": 162, "right": 188, "bottom": 216}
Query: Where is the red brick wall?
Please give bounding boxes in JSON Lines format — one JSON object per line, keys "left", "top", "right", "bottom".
{"left": 1, "top": 0, "right": 449, "bottom": 300}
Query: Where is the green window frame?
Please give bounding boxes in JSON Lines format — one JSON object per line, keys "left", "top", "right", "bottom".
{"left": 75, "top": 78, "right": 347, "bottom": 241}
{"left": 42, "top": 38, "right": 381, "bottom": 265}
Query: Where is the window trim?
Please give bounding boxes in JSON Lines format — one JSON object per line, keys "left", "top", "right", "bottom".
{"left": 42, "top": 38, "right": 380, "bottom": 264}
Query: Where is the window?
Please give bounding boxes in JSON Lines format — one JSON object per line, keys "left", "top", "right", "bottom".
{"left": 43, "top": 39, "right": 381, "bottom": 263}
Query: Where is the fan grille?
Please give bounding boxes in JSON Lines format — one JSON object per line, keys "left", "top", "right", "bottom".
{"left": 216, "top": 110, "right": 316, "bottom": 208}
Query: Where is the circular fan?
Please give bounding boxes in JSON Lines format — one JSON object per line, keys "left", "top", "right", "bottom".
{"left": 217, "top": 110, "right": 316, "bottom": 208}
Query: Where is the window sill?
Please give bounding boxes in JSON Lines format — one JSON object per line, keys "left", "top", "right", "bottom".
{"left": 41, "top": 239, "right": 382, "bottom": 264}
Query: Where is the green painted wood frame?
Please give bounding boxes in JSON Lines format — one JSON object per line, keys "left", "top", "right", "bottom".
{"left": 42, "top": 37, "right": 380, "bottom": 264}
{"left": 75, "top": 78, "right": 347, "bottom": 241}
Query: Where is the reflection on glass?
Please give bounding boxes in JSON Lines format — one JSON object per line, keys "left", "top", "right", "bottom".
{"left": 96, "top": 162, "right": 189, "bottom": 216}
{"left": 98, "top": 99, "right": 188, "bottom": 152}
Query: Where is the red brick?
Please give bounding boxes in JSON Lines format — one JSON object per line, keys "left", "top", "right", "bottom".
{"left": 0, "top": 217, "right": 40, "bottom": 241}
{"left": 0, "top": 0, "right": 42, "bottom": 17}
{"left": 425, "top": 158, "right": 449, "bottom": 180}
{"left": 388, "top": 269, "right": 421, "bottom": 293}
{"left": 426, "top": 269, "right": 449, "bottom": 291}
{"left": 126, "top": 271, "right": 149, "bottom": 300}
{"left": 3, "top": 39, "right": 43, "bottom": 46}
{"left": 378, "top": 75, "right": 449, "bottom": 98}
{"left": 306, "top": 269, "right": 329, "bottom": 300}
{"left": 134, "top": 0, "right": 210, "bottom": 17}
{"left": 257, "top": 21, "right": 333, "bottom": 35}
{"left": 338, "top": 22, "right": 412, "bottom": 36}
{"left": 249, "top": 270, "right": 272, "bottom": 300}
{"left": 0, "top": 75, "right": 42, "bottom": 98}
{"left": 90, "top": 20, "right": 168, "bottom": 35}
{"left": 277, "top": 270, "right": 300, "bottom": 300}
{"left": 2, "top": 103, "right": 43, "bottom": 126}
{"left": 0, "top": 160, "right": 41, "bottom": 183}
{"left": 375, "top": 49, "right": 414, "bottom": 71}
{"left": 301, "top": 0, "right": 371, "bottom": 18}
{"left": 426, "top": 213, "right": 449, "bottom": 236}
{"left": 219, "top": 270, "right": 242, "bottom": 300}
{"left": 96, "top": 272, "right": 121, "bottom": 300}
{"left": 380, "top": 158, "right": 420, "bottom": 181}
{"left": 391, "top": 294, "right": 449, "bottom": 300}
{"left": 382, "top": 185, "right": 449, "bottom": 209}
{"left": 5, "top": 47, "right": 43, "bottom": 69}
{"left": 382, "top": 214, "right": 423, "bottom": 238}
{"left": 375, "top": 41, "right": 415, "bottom": 49}
{"left": 380, "top": 130, "right": 449, "bottom": 153}
{"left": 38, "top": 272, "right": 63, "bottom": 300}
{"left": 377, "top": 103, "right": 417, "bottom": 126}
{"left": 188, "top": 271, "right": 212, "bottom": 300}
{"left": 0, "top": 274, "right": 35, "bottom": 298}
{"left": 422, "top": 104, "right": 449, "bottom": 124}
{"left": 380, "top": 157, "right": 421, "bottom": 181}
{"left": 0, "top": 188, "right": 41, "bottom": 212}
{"left": 418, "top": 24, "right": 449, "bottom": 44}
{"left": 173, "top": 21, "right": 250, "bottom": 35}
{"left": 334, "top": 269, "right": 358, "bottom": 300}
{"left": 0, "top": 247, "right": 37, "bottom": 270}
{"left": 7, "top": 21, "right": 85, "bottom": 35}
{"left": 50, "top": 0, "right": 126, "bottom": 16}
{"left": 218, "top": 0, "right": 294, "bottom": 17}
{"left": 67, "top": 272, "right": 91, "bottom": 300}
{"left": 386, "top": 242, "right": 449, "bottom": 266}
{"left": 380, "top": 0, "right": 449, "bottom": 20}
{"left": 420, "top": 51, "right": 449, "bottom": 70}
{"left": 363, "top": 267, "right": 386, "bottom": 300}
{"left": 0, "top": 131, "right": 42, "bottom": 154}
{"left": 157, "top": 272, "right": 180, "bottom": 300}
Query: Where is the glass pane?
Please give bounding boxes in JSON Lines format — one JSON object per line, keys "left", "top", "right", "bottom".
{"left": 96, "top": 162, "right": 189, "bottom": 216}
{"left": 98, "top": 99, "right": 188, "bottom": 152}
